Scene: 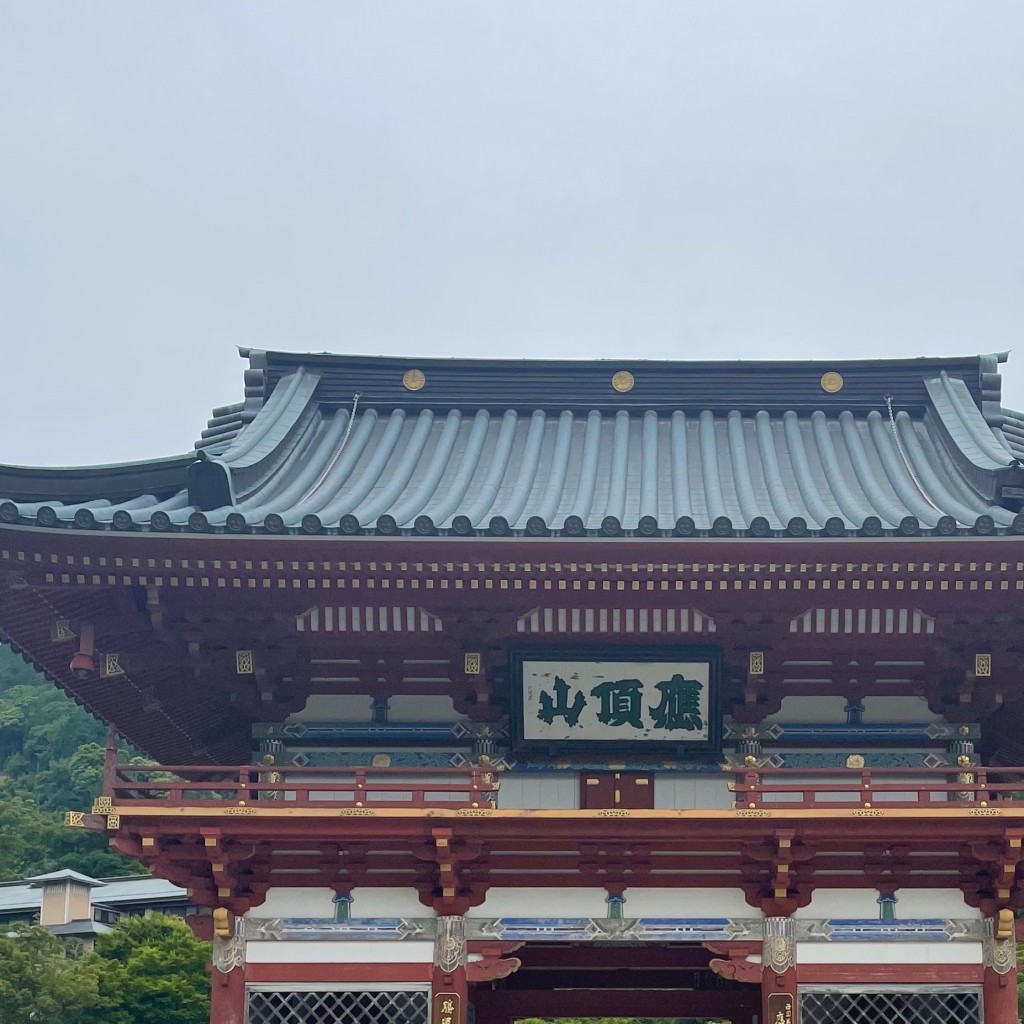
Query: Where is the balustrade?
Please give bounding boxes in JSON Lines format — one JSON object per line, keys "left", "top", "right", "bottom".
{"left": 100, "top": 762, "right": 1024, "bottom": 811}
{"left": 106, "top": 762, "right": 499, "bottom": 809}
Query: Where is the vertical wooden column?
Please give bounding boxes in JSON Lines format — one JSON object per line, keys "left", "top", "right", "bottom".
{"left": 761, "top": 916, "right": 797, "bottom": 1024}
{"left": 432, "top": 915, "right": 468, "bottom": 1024}
{"left": 210, "top": 928, "right": 246, "bottom": 1024}
{"left": 982, "top": 915, "right": 1018, "bottom": 1024}
{"left": 103, "top": 726, "right": 118, "bottom": 799}
{"left": 209, "top": 964, "right": 245, "bottom": 1024}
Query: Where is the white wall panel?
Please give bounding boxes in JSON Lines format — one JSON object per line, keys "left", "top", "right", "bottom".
{"left": 797, "top": 941, "right": 982, "bottom": 964}
{"left": 769, "top": 697, "right": 850, "bottom": 724}
{"left": 386, "top": 696, "right": 457, "bottom": 722}
{"left": 350, "top": 887, "right": 433, "bottom": 918}
{"left": 246, "top": 940, "right": 435, "bottom": 964}
{"left": 622, "top": 887, "right": 755, "bottom": 918}
{"left": 767, "top": 695, "right": 938, "bottom": 726}
{"left": 497, "top": 774, "right": 578, "bottom": 809}
{"left": 654, "top": 774, "right": 733, "bottom": 810}
{"left": 249, "top": 887, "right": 334, "bottom": 918}
{"left": 892, "top": 888, "right": 979, "bottom": 918}
{"left": 286, "top": 694, "right": 461, "bottom": 723}
{"left": 289, "top": 696, "right": 373, "bottom": 722}
{"left": 793, "top": 889, "right": 872, "bottom": 918}
{"left": 794, "top": 888, "right": 978, "bottom": 920}
{"left": 467, "top": 887, "right": 608, "bottom": 918}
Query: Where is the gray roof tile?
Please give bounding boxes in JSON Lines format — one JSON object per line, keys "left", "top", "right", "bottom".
{"left": 3, "top": 352, "right": 1024, "bottom": 539}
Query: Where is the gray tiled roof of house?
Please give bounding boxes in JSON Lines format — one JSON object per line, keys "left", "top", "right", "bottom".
{"left": 0, "top": 874, "right": 186, "bottom": 915}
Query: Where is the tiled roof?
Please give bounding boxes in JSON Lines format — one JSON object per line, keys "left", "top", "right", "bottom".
{"left": 0, "top": 874, "right": 186, "bottom": 914}
{"left": 26, "top": 869, "right": 105, "bottom": 888}
{"left": 2, "top": 350, "right": 1023, "bottom": 539}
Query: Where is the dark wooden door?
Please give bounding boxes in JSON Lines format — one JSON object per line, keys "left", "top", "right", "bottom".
{"left": 580, "top": 771, "right": 654, "bottom": 809}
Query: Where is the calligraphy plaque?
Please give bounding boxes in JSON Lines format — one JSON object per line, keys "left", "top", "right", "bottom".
{"left": 433, "top": 991, "right": 462, "bottom": 1024}
{"left": 510, "top": 646, "right": 721, "bottom": 754}
{"left": 767, "top": 991, "right": 794, "bottom": 1024}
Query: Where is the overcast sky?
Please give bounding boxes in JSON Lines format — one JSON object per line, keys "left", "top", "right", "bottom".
{"left": 2, "top": 2, "right": 1022, "bottom": 467}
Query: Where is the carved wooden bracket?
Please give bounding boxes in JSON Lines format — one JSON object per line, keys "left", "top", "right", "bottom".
{"left": 415, "top": 828, "right": 487, "bottom": 915}
{"left": 964, "top": 829, "right": 1024, "bottom": 911}
{"left": 466, "top": 940, "right": 525, "bottom": 983}
{"left": 705, "top": 941, "right": 762, "bottom": 984}
{"left": 741, "top": 829, "right": 815, "bottom": 915}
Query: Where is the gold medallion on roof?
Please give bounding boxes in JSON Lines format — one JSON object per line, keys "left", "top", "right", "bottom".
{"left": 611, "top": 370, "right": 635, "bottom": 393}
{"left": 402, "top": 368, "right": 426, "bottom": 391}
{"left": 820, "top": 371, "right": 844, "bottom": 394}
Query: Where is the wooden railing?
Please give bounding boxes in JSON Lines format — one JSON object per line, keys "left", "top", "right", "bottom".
{"left": 103, "top": 761, "right": 1023, "bottom": 812}
{"left": 107, "top": 763, "right": 500, "bottom": 809}
{"left": 733, "top": 765, "right": 1023, "bottom": 809}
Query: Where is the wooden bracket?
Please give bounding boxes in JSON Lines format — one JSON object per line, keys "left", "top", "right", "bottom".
{"left": 466, "top": 941, "right": 524, "bottom": 982}
{"left": 706, "top": 941, "right": 763, "bottom": 984}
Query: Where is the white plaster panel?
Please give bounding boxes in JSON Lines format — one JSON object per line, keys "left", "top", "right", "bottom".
{"left": 769, "top": 695, "right": 936, "bottom": 726}
{"left": 246, "top": 940, "right": 435, "bottom": 964}
{"left": 769, "top": 697, "right": 850, "bottom": 725}
{"left": 793, "top": 888, "right": 977, "bottom": 920}
{"left": 793, "top": 890, "right": 882, "bottom": 919}
{"left": 622, "top": 888, "right": 755, "bottom": 918}
{"left": 466, "top": 887, "right": 608, "bottom": 918}
{"left": 892, "top": 888, "right": 979, "bottom": 918}
{"left": 349, "top": 887, "right": 433, "bottom": 918}
{"left": 796, "top": 941, "right": 982, "bottom": 965}
{"left": 863, "top": 696, "right": 941, "bottom": 724}
{"left": 497, "top": 774, "right": 578, "bottom": 810}
{"left": 290, "top": 695, "right": 373, "bottom": 722}
{"left": 248, "top": 888, "right": 334, "bottom": 919}
{"left": 654, "top": 774, "right": 733, "bottom": 810}
{"left": 386, "top": 696, "right": 457, "bottom": 722}
{"left": 287, "top": 695, "right": 461, "bottom": 724}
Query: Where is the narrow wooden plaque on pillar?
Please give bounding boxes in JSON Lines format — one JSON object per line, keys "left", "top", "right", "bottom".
{"left": 434, "top": 991, "right": 462, "bottom": 1024}
{"left": 767, "top": 991, "right": 794, "bottom": 1024}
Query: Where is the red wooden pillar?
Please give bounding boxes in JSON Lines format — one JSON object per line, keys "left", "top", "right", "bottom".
{"left": 982, "top": 915, "right": 1018, "bottom": 1024}
{"left": 433, "top": 915, "right": 468, "bottom": 1024}
{"left": 761, "top": 917, "right": 797, "bottom": 1024}
{"left": 209, "top": 964, "right": 245, "bottom": 1024}
{"left": 209, "top": 924, "right": 246, "bottom": 1024}
{"left": 984, "top": 966, "right": 1018, "bottom": 1024}
{"left": 432, "top": 967, "right": 468, "bottom": 1024}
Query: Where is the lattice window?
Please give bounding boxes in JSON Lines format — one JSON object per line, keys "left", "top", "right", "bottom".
{"left": 800, "top": 988, "right": 981, "bottom": 1024}
{"left": 247, "top": 989, "right": 429, "bottom": 1024}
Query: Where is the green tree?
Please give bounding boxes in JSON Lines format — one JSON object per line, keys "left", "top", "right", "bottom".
{"left": 93, "top": 913, "right": 211, "bottom": 1024}
{"left": 0, "top": 914, "right": 212, "bottom": 1024}
{"left": 0, "top": 924, "right": 112, "bottom": 1024}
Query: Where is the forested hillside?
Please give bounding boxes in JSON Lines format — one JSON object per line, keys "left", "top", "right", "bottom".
{"left": 0, "top": 644, "right": 138, "bottom": 879}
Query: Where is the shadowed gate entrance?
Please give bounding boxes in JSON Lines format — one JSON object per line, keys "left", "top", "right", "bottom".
{"left": 471, "top": 944, "right": 757, "bottom": 1024}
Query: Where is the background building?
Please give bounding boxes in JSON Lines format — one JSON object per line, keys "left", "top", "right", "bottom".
{"left": 0, "top": 870, "right": 191, "bottom": 950}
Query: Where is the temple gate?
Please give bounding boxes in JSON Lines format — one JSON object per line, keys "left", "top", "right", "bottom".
{"left": 3, "top": 348, "right": 1024, "bottom": 1022}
